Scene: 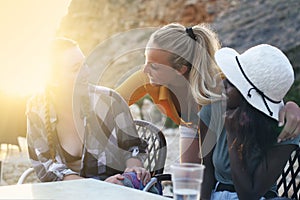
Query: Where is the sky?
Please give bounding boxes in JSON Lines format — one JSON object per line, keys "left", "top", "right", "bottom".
{"left": 0, "top": 0, "right": 71, "bottom": 96}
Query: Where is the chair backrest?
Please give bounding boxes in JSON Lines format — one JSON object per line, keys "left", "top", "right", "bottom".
{"left": 134, "top": 119, "right": 167, "bottom": 176}
{"left": 277, "top": 146, "right": 300, "bottom": 199}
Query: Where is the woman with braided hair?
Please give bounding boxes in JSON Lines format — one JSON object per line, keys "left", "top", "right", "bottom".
{"left": 199, "top": 44, "right": 300, "bottom": 199}
{"left": 26, "top": 37, "right": 150, "bottom": 185}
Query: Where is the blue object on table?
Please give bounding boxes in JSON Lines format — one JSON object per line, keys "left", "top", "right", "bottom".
{"left": 121, "top": 172, "right": 160, "bottom": 194}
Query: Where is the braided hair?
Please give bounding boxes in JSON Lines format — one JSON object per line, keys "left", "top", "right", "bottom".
{"left": 45, "top": 37, "right": 79, "bottom": 162}
{"left": 231, "top": 98, "right": 279, "bottom": 178}
{"left": 44, "top": 88, "right": 56, "bottom": 162}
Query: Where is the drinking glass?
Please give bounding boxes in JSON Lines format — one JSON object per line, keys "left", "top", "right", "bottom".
{"left": 170, "top": 163, "right": 205, "bottom": 200}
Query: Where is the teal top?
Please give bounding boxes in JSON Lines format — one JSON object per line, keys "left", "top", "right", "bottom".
{"left": 199, "top": 101, "right": 300, "bottom": 186}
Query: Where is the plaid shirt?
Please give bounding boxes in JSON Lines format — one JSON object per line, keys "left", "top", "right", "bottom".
{"left": 26, "top": 85, "right": 147, "bottom": 182}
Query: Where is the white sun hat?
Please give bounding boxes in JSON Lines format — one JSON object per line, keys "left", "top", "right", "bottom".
{"left": 215, "top": 44, "right": 294, "bottom": 121}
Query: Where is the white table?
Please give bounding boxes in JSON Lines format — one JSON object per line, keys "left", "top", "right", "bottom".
{"left": 0, "top": 178, "right": 171, "bottom": 199}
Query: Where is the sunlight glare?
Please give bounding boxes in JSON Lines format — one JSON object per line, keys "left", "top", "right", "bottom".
{"left": 0, "top": 0, "right": 71, "bottom": 97}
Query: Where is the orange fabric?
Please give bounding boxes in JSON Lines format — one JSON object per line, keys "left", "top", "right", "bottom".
{"left": 116, "top": 70, "right": 181, "bottom": 125}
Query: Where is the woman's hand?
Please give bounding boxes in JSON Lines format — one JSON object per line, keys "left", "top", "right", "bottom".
{"left": 124, "top": 166, "right": 151, "bottom": 186}
{"left": 63, "top": 174, "right": 84, "bottom": 181}
{"left": 104, "top": 174, "right": 125, "bottom": 186}
{"left": 278, "top": 101, "right": 300, "bottom": 142}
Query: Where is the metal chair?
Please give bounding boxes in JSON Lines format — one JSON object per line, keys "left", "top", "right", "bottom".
{"left": 17, "top": 167, "right": 35, "bottom": 184}
{"left": 277, "top": 146, "right": 300, "bottom": 199}
{"left": 134, "top": 119, "right": 167, "bottom": 176}
{"left": 17, "top": 119, "right": 168, "bottom": 185}
{"left": 134, "top": 120, "right": 171, "bottom": 196}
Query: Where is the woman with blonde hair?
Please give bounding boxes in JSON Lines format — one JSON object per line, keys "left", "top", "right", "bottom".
{"left": 116, "top": 23, "right": 300, "bottom": 163}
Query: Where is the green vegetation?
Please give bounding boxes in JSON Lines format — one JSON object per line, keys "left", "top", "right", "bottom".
{"left": 285, "top": 46, "right": 300, "bottom": 105}
{"left": 285, "top": 67, "right": 300, "bottom": 105}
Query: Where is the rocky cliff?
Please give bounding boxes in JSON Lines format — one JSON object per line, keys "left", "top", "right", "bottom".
{"left": 56, "top": 0, "right": 236, "bottom": 54}
{"left": 212, "top": 0, "right": 300, "bottom": 103}
{"left": 212, "top": 0, "right": 300, "bottom": 66}
{"left": 56, "top": 0, "right": 299, "bottom": 102}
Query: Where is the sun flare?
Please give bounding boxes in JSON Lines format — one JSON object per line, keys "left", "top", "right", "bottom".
{"left": 0, "top": 0, "right": 71, "bottom": 97}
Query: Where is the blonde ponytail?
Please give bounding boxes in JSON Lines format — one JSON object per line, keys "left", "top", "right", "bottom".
{"left": 147, "top": 23, "right": 223, "bottom": 105}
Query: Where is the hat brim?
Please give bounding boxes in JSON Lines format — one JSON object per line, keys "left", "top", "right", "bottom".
{"left": 215, "top": 47, "right": 283, "bottom": 121}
